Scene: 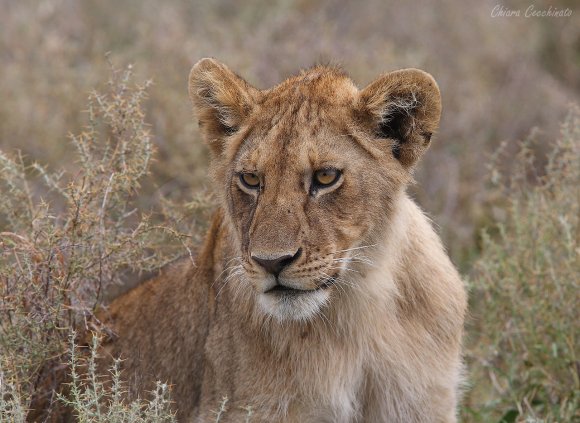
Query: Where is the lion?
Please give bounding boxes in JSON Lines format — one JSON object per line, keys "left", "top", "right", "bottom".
{"left": 100, "top": 58, "right": 467, "bottom": 423}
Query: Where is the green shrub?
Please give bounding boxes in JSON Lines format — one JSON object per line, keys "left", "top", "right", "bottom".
{"left": 463, "top": 109, "right": 580, "bottom": 422}
{"left": 0, "top": 65, "right": 204, "bottom": 421}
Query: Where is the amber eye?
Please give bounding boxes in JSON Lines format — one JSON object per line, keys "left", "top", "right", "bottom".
{"left": 240, "top": 173, "right": 260, "bottom": 189}
{"left": 313, "top": 168, "right": 341, "bottom": 187}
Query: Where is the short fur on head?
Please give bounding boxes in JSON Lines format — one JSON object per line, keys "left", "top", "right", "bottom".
{"left": 101, "top": 58, "right": 466, "bottom": 423}
{"left": 188, "top": 58, "right": 444, "bottom": 323}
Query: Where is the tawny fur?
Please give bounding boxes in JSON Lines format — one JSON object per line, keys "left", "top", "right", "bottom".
{"left": 100, "top": 59, "right": 467, "bottom": 423}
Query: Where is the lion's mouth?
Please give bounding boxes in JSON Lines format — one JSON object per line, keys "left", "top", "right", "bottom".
{"left": 265, "top": 278, "right": 336, "bottom": 295}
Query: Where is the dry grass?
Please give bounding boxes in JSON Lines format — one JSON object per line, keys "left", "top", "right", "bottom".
{"left": 0, "top": 1, "right": 579, "bottom": 421}
{"left": 1, "top": 0, "right": 579, "bottom": 267}
{"left": 462, "top": 109, "right": 580, "bottom": 422}
{"left": 59, "top": 334, "right": 176, "bottom": 423}
{"left": 0, "top": 65, "right": 203, "bottom": 421}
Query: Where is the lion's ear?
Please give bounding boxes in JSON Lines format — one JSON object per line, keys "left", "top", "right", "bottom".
{"left": 358, "top": 69, "right": 441, "bottom": 168}
{"left": 188, "top": 58, "right": 259, "bottom": 155}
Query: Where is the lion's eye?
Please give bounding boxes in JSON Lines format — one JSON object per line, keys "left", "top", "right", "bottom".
{"left": 240, "top": 173, "right": 260, "bottom": 189}
{"left": 313, "top": 168, "right": 341, "bottom": 187}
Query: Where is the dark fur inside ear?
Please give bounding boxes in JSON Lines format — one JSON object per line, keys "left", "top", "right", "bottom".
{"left": 223, "top": 124, "right": 239, "bottom": 136}
{"left": 359, "top": 69, "right": 442, "bottom": 168}
{"left": 198, "top": 119, "right": 238, "bottom": 137}
{"left": 376, "top": 99, "right": 418, "bottom": 160}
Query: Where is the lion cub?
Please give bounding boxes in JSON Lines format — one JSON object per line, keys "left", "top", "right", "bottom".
{"left": 101, "top": 59, "right": 467, "bottom": 422}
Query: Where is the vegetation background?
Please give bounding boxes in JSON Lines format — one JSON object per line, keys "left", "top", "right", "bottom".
{"left": 0, "top": 0, "right": 578, "bottom": 421}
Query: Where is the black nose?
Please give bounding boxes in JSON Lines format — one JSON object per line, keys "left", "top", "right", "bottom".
{"left": 251, "top": 248, "right": 302, "bottom": 276}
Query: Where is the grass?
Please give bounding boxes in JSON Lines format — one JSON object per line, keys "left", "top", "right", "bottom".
{"left": 462, "top": 109, "right": 580, "bottom": 422}
{"left": 0, "top": 65, "right": 204, "bottom": 421}
{"left": 59, "top": 334, "right": 176, "bottom": 423}
{"left": 1, "top": 64, "right": 577, "bottom": 422}
{"left": 0, "top": 1, "right": 579, "bottom": 419}
{"left": 1, "top": 0, "right": 578, "bottom": 268}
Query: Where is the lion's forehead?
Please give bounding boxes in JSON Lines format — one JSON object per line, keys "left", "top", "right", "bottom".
{"left": 236, "top": 107, "right": 359, "bottom": 172}
{"left": 231, "top": 74, "right": 367, "bottom": 183}
{"left": 252, "top": 72, "right": 359, "bottom": 136}
{"left": 261, "top": 68, "right": 358, "bottom": 106}
{"left": 236, "top": 126, "right": 355, "bottom": 175}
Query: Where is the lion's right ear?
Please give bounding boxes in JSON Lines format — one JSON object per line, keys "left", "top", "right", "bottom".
{"left": 188, "top": 58, "right": 259, "bottom": 155}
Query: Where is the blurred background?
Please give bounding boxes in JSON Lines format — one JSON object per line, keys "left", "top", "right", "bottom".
{"left": 1, "top": 0, "right": 579, "bottom": 268}
{"left": 1, "top": 1, "right": 579, "bottom": 421}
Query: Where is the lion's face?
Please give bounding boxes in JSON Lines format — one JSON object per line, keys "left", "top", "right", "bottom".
{"left": 189, "top": 59, "right": 441, "bottom": 321}
{"left": 228, "top": 106, "right": 391, "bottom": 322}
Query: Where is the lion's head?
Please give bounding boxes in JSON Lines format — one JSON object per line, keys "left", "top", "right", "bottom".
{"left": 188, "top": 59, "right": 441, "bottom": 322}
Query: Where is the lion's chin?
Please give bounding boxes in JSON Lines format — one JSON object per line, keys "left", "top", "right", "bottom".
{"left": 257, "top": 289, "right": 330, "bottom": 322}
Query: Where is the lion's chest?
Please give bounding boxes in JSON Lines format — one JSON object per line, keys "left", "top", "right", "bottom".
{"left": 237, "top": 337, "right": 370, "bottom": 423}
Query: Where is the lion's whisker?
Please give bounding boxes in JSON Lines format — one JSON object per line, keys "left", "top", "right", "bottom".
{"left": 333, "top": 244, "right": 377, "bottom": 254}
{"left": 211, "top": 256, "right": 242, "bottom": 288}
{"left": 215, "top": 264, "right": 244, "bottom": 299}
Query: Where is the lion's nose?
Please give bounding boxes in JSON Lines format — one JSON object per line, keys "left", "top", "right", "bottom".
{"left": 251, "top": 248, "right": 302, "bottom": 276}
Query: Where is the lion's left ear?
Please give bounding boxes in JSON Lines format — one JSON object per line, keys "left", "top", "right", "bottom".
{"left": 358, "top": 69, "right": 442, "bottom": 168}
